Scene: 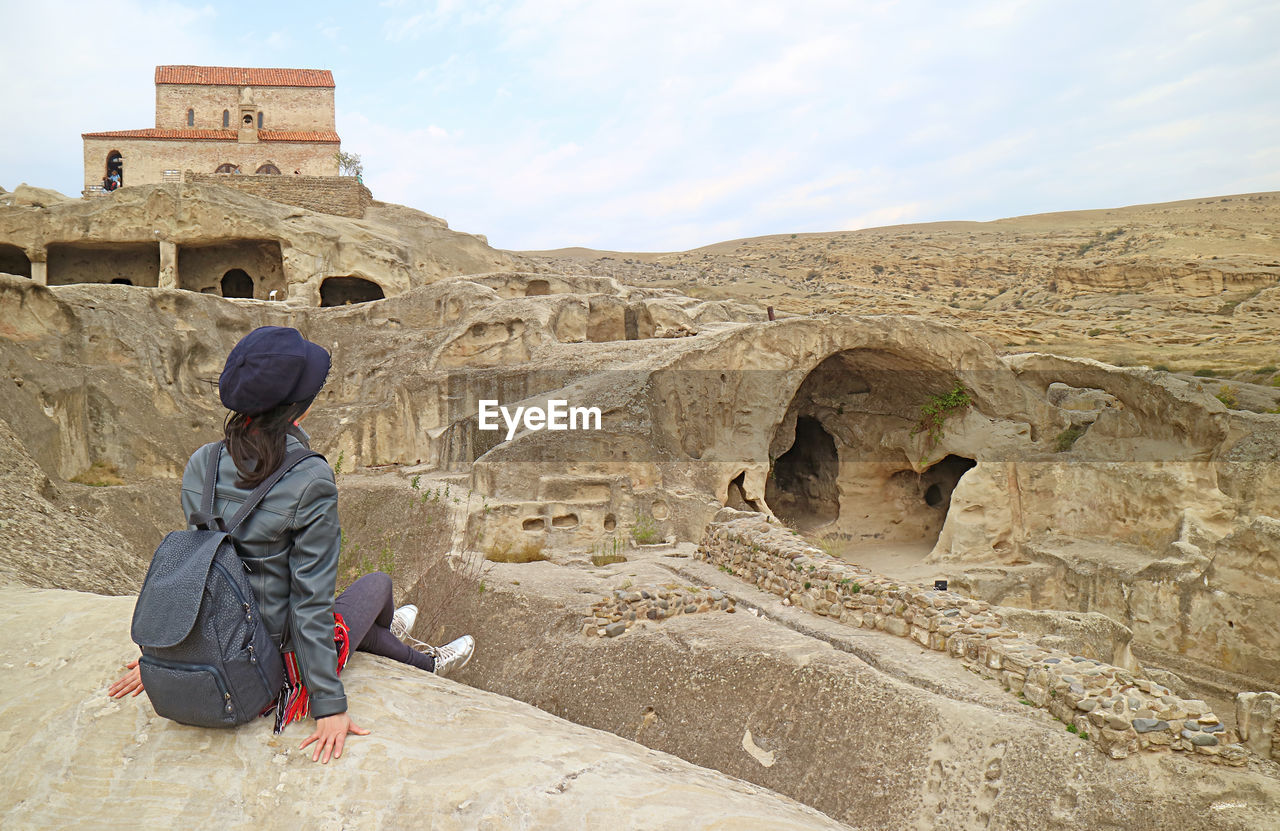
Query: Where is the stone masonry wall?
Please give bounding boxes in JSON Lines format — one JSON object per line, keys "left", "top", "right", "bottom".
{"left": 698, "top": 509, "right": 1271, "bottom": 766}
{"left": 156, "top": 84, "right": 335, "bottom": 131}
{"left": 83, "top": 138, "right": 338, "bottom": 191}
{"left": 182, "top": 173, "right": 373, "bottom": 218}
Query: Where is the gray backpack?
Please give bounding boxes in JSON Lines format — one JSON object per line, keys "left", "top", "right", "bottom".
{"left": 131, "top": 442, "right": 320, "bottom": 727}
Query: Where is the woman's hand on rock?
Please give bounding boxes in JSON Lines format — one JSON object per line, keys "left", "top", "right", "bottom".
{"left": 300, "top": 712, "right": 370, "bottom": 763}
{"left": 108, "top": 657, "right": 144, "bottom": 698}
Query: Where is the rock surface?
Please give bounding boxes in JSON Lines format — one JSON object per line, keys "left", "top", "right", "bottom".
{"left": 0, "top": 586, "right": 845, "bottom": 831}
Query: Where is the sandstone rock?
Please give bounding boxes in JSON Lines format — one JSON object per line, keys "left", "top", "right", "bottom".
{"left": 1235, "top": 691, "right": 1280, "bottom": 758}
{"left": 0, "top": 586, "right": 844, "bottom": 830}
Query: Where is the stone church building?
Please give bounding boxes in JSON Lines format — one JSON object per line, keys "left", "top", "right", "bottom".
{"left": 82, "top": 66, "right": 341, "bottom": 192}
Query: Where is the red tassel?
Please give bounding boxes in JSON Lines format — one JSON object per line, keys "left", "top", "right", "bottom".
{"left": 272, "top": 612, "right": 352, "bottom": 734}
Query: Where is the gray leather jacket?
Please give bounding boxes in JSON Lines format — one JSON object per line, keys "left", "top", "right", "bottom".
{"left": 180, "top": 426, "right": 346, "bottom": 719}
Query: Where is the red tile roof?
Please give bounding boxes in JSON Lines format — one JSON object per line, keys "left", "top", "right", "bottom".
{"left": 259, "top": 130, "right": 341, "bottom": 143}
{"left": 82, "top": 128, "right": 340, "bottom": 143}
{"left": 156, "top": 66, "right": 335, "bottom": 88}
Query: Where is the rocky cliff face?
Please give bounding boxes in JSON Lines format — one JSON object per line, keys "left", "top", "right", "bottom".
{"left": 2, "top": 267, "right": 1278, "bottom": 690}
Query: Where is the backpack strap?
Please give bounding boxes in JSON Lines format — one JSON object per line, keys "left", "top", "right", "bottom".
{"left": 224, "top": 447, "right": 324, "bottom": 534}
{"left": 201, "top": 440, "right": 224, "bottom": 516}
{"left": 189, "top": 441, "right": 228, "bottom": 531}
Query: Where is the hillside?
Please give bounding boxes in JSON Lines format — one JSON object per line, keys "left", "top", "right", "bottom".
{"left": 522, "top": 192, "right": 1280, "bottom": 373}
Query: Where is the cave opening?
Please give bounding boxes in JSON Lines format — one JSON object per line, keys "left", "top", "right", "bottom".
{"left": 220, "top": 269, "right": 254, "bottom": 298}
{"left": 47, "top": 242, "right": 160, "bottom": 286}
{"left": 176, "top": 240, "right": 284, "bottom": 298}
{"left": 765, "top": 416, "right": 840, "bottom": 531}
{"left": 525, "top": 279, "right": 551, "bottom": 296}
{"left": 887, "top": 454, "right": 977, "bottom": 548}
{"left": 0, "top": 244, "right": 32, "bottom": 278}
{"left": 320, "top": 276, "right": 385, "bottom": 306}
{"left": 725, "top": 471, "right": 761, "bottom": 512}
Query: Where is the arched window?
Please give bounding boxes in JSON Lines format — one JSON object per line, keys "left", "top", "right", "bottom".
{"left": 187, "top": 108, "right": 194, "bottom": 127}
{"left": 105, "top": 151, "right": 123, "bottom": 189}
{"left": 223, "top": 110, "right": 229, "bottom": 128}
{"left": 257, "top": 111, "right": 263, "bottom": 129}
{"left": 215, "top": 163, "right": 238, "bottom": 174}
{"left": 255, "top": 163, "right": 281, "bottom": 175}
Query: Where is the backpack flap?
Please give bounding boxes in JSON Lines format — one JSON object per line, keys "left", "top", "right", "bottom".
{"left": 131, "top": 530, "right": 226, "bottom": 648}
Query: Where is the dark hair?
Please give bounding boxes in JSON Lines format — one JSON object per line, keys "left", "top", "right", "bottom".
{"left": 223, "top": 399, "right": 312, "bottom": 489}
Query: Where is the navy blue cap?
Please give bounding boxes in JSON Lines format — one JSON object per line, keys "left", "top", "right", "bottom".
{"left": 219, "top": 326, "right": 330, "bottom": 415}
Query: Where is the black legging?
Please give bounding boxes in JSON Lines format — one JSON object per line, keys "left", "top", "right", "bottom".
{"left": 333, "top": 572, "right": 434, "bottom": 672}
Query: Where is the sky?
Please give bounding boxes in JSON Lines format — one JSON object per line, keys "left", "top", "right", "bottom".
{"left": 1, "top": 0, "right": 1278, "bottom": 251}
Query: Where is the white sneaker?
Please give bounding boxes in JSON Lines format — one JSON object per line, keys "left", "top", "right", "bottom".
{"left": 430, "top": 635, "right": 475, "bottom": 677}
{"left": 390, "top": 604, "right": 418, "bottom": 641}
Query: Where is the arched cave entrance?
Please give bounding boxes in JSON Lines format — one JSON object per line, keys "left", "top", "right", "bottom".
{"left": 221, "top": 269, "right": 254, "bottom": 298}
{"left": 764, "top": 348, "right": 981, "bottom": 559}
{"left": 320, "top": 276, "right": 385, "bottom": 306}
{"left": 526, "top": 279, "right": 551, "bottom": 296}
{"left": 765, "top": 416, "right": 840, "bottom": 531}
{"left": 0, "top": 244, "right": 32, "bottom": 278}
{"left": 884, "top": 454, "right": 977, "bottom": 547}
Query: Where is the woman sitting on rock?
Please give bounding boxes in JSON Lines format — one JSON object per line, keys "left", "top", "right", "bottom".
{"left": 110, "top": 326, "right": 474, "bottom": 763}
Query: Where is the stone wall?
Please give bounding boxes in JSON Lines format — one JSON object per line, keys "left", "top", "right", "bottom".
{"left": 155, "top": 84, "right": 335, "bottom": 131}
{"left": 698, "top": 509, "right": 1270, "bottom": 765}
{"left": 83, "top": 138, "right": 338, "bottom": 191}
{"left": 182, "top": 173, "right": 372, "bottom": 218}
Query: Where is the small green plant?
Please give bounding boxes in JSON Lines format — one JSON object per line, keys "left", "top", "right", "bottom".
{"left": 849, "top": 582, "right": 861, "bottom": 594}
{"left": 1066, "top": 724, "right": 1078, "bottom": 734}
{"left": 1193, "top": 368, "right": 1218, "bottom": 378}
{"left": 1257, "top": 365, "right": 1278, "bottom": 374}
{"left": 1086, "top": 328, "right": 1103, "bottom": 337}
{"left": 410, "top": 474, "right": 421, "bottom": 490}
{"left": 1054, "top": 425, "right": 1085, "bottom": 453}
{"left": 332, "top": 451, "right": 345, "bottom": 476}
{"left": 1079, "top": 730, "right": 1089, "bottom": 740}
{"left": 803, "top": 581, "right": 812, "bottom": 589}
{"left": 1018, "top": 698, "right": 1033, "bottom": 706}
{"left": 1215, "top": 385, "right": 1238, "bottom": 409}
{"left": 911, "top": 381, "right": 972, "bottom": 449}
{"left": 591, "top": 533, "right": 628, "bottom": 566}
{"left": 478, "top": 581, "right": 486, "bottom": 594}
{"left": 70, "top": 460, "right": 124, "bottom": 486}
{"left": 1153, "top": 364, "right": 1171, "bottom": 372}
{"left": 631, "top": 513, "right": 662, "bottom": 545}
